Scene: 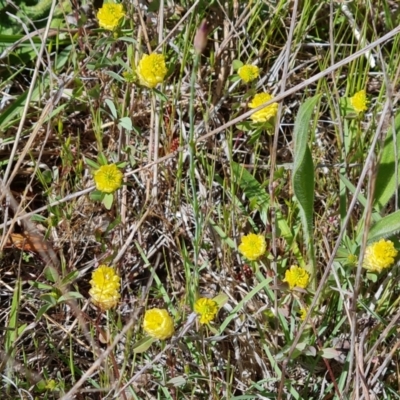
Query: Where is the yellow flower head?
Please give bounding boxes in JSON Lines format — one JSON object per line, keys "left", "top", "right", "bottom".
{"left": 137, "top": 54, "right": 167, "bottom": 88}
{"left": 350, "top": 89, "right": 368, "bottom": 113}
{"left": 93, "top": 164, "right": 123, "bottom": 193}
{"left": 363, "top": 239, "right": 398, "bottom": 273}
{"left": 299, "top": 308, "right": 308, "bottom": 321}
{"left": 238, "top": 233, "right": 267, "bottom": 261}
{"left": 248, "top": 93, "right": 278, "bottom": 123}
{"left": 97, "top": 3, "right": 125, "bottom": 31}
{"left": 238, "top": 64, "right": 260, "bottom": 83}
{"left": 283, "top": 265, "right": 310, "bottom": 290}
{"left": 143, "top": 308, "right": 174, "bottom": 340}
{"left": 194, "top": 298, "right": 218, "bottom": 324}
{"left": 89, "top": 265, "right": 120, "bottom": 310}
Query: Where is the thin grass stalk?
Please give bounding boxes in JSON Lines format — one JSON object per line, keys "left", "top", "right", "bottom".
{"left": 187, "top": 53, "right": 202, "bottom": 300}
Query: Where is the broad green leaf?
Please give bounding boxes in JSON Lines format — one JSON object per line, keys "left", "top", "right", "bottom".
{"left": 44, "top": 266, "right": 59, "bottom": 283}
{"left": 105, "top": 99, "right": 117, "bottom": 119}
{"left": 167, "top": 376, "right": 187, "bottom": 387}
{"left": 40, "top": 294, "right": 58, "bottom": 305}
{"left": 367, "top": 210, "right": 400, "bottom": 243}
{"left": 119, "top": 117, "right": 132, "bottom": 131}
{"left": 118, "top": 37, "right": 139, "bottom": 45}
{"left": 90, "top": 190, "right": 105, "bottom": 202}
{"left": 85, "top": 157, "right": 100, "bottom": 170}
{"left": 60, "top": 270, "right": 80, "bottom": 285}
{"left": 29, "top": 280, "right": 53, "bottom": 291}
{"left": 374, "top": 112, "right": 400, "bottom": 211}
{"left": 97, "top": 152, "right": 108, "bottom": 166}
{"left": 58, "top": 292, "right": 84, "bottom": 302}
{"left": 320, "top": 348, "right": 342, "bottom": 359}
{"left": 292, "top": 95, "right": 320, "bottom": 282}
{"left": 213, "top": 293, "right": 228, "bottom": 308}
{"left": 232, "top": 59, "right": 244, "bottom": 70}
{"left": 0, "top": 88, "right": 28, "bottom": 131}
{"left": 36, "top": 304, "right": 54, "bottom": 320}
{"left": 102, "top": 193, "right": 114, "bottom": 210}
{"left": 55, "top": 46, "right": 72, "bottom": 70}
{"left": 133, "top": 336, "right": 156, "bottom": 353}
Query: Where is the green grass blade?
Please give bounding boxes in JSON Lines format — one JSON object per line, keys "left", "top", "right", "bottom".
{"left": 292, "top": 95, "right": 320, "bottom": 283}
{"left": 373, "top": 112, "right": 400, "bottom": 211}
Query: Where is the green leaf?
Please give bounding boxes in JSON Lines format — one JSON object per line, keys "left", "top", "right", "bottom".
{"left": 118, "top": 36, "right": 139, "bottom": 45}
{"left": 0, "top": 83, "right": 33, "bottom": 130}
{"left": 119, "top": 117, "right": 132, "bottom": 131}
{"left": 29, "top": 214, "right": 48, "bottom": 223}
{"left": 97, "top": 153, "right": 108, "bottom": 166}
{"left": 132, "top": 336, "right": 156, "bottom": 353}
{"left": 60, "top": 270, "right": 80, "bottom": 285}
{"left": 36, "top": 303, "right": 54, "bottom": 320}
{"left": 44, "top": 266, "right": 59, "bottom": 283}
{"left": 292, "top": 95, "right": 320, "bottom": 282}
{"left": 320, "top": 348, "right": 342, "bottom": 359}
{"left": 102, "top": 193, "right": 114, "bottom": 210}
{"left": 374, "top": 112, "right": 400, "bottom": 211}
{"left": 55, "top": 45, "right": 72, "bottom": 71}
{"left": 29, "top": 281, "right": 54, "bottom": 291}
{"left": 231, "top": 161, "right": 270, "bottom": 225}
{"left": 90, "top": 190, "right": 105, "bottom": 202}
{"left": 105, "top": 99, "right": 117, "bottom": 120}
{"left": 213, "top": 293, "right": 228, "bottom": 308}
{"left": 87, "top": 84, "right": 101, "bottom": 99}
{"left": 366, "top": 272, "right": 378, "bottom": 282}
{"left": 230, "top": 161, "right": 304, "bottom": 266}
{"left": 167, "top": 376, "right": 187, "bottom": 387}
{"left": 116, "top": 161, "right": 128, "bottom": 168}
{"left": 5, "top": 279, "right": 21, "bottom": 353}
{"left": 105, "top": 71, "right": 125, "bottom": 83}
{"left": 85, "top": 157, "right": 100, "bottom": 170}
{"left": 367, "top": 210, "right": 400, "bottom": 243}
{"left": 104, "top": 215, "right": 122, "bottom": 235}
{"left": 152, "top": 88, "right": 168, "bottom": 102}
{"left": 232, "top": 59, "right": 244, "bottom": 70}
{"left": 40, "top": 294, "right": 58, "bottom": 305}
{"left": 58, "top": 292, "right": 84, "bottom": 302}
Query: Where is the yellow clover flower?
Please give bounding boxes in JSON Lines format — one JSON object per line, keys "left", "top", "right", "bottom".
{"left": 238, "top": 233, "right": 266, "bottom": 261}
{"left": 299, "top": 308, "right": 308, "bottom": 321}
{"left": 363, "top": 239, "right": 398, "bottom": 273}
{"left": 89, "top": 265, "right": 120, "bottom": 310}
{"left": 350, "top": 89, "right": 368, "bottom": 113}
{"left": 249, "top": 93, "right": 278, "bottom": 123}
{"left": 97, "top": 3, "right": 125, "bottom": 31}
{"left": 238, "top": 64, "right": 259, "bottom": 83}
{"left": 143, "top": 308, "right": 175, "bottom": 340}
{"left": 93, "top": 164, "right": 123, "bottom": 193}
{"left": 283, "top": 265, "right": 310, "bottom": 290}
{"left": 194, "top": 298, "right": 218, "bottom": 324}
{"left": 137, "top": 54, "right": 167, "bottom": 88}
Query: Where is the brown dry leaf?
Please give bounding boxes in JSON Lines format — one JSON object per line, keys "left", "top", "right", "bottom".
{"left": 4, "top": 232, "right": 51, "bottom": 254}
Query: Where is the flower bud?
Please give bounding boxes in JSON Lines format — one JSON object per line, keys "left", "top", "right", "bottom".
{"left": 194, "top": 19, "right": 209, "bottom": 54}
